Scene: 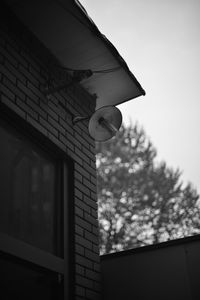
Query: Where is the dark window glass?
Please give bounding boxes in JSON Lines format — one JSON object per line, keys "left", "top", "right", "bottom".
{"left": 0, "top": 253, "right": 63, "bottom": 300}
{"left": 0, "top": 123, "right": 60, "bottom": 254}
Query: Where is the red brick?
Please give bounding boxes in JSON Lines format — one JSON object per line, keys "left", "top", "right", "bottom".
{"left": 84, "top": 213, "right": 98, "bottom": 227}
{"left": 68, "top": 149, "right": 83, "bottom": 166}
{"left": 84, "top": 196, "right": 97, "bottom": 210}
{"left": 1, "top": 94, "right": 25, "bottom": 119}
{"left": 93, "top": 244, "right": 100, "bottom": 255}
{"left": 75, "top": 254, "right": 93, "bottom": 268}
{"left": 48, "top": 115, "right": 65, "bottom": 134}
{"left": 76, "top": 216, "right": 92, "bottom": 232}
{"left": 82, "top": 146, "right": 96, "bottom": 162}
{"left": 75, "top": 189, "right": 83, "bottom": 200}
{"left": 75, "top": 132, "right": 90, "bottom": 149}
{"left": 5, "top": 60, "right": 26, "bottom": 84}
{"left": 86, "top": 289, "right": 101, "bottom": 300}
{"left": 75, "top": 163, "right": 90, "bottom": 180}
{"left": 47, "top": 132, "right": 66, "bottom": 152}
{"left": 17, "top": 80, "right": 38, "bottom": 102}
{"left": 75, "top": 180, "right": 90, "bottom": 197}
{"left": 0, "top": 82, "right": 15, "bottom": 101}
{"left": 91, "top": 175, "right": 97, "bottom": 185}
{"left": 26, "top": 115, "right": 47, "bottom": 136}
{"left": 18, "top": 64, "right": 39, "bottom": 87}
{"left": 85, "top": 231, "right": 99, "bottom": 245}
{"left": 39, "top": 116, "right": 58, "bottom": 137}
{"left": 75, "top": 171, "right": 83, "bottom": 182}
{"left": 83, "top": 162, "right": 96, "bottom": 177}
{"left": 76, "top": 285, "right": 85, "bottom": 297}
{"left": 75, "top": 206, "right": 84, "bottom": 218}
{"left": 85, "top": 269, "right": 100, "bottom": 282}
{"left": 26, "top": 97, "right": 47, "bottom": 119}
{"left": 75, "top": 148, "right": 90, "bottom": 164}
{"left": 75, "top": 235, "right": 92, "bottom": 250}
{"left": 75, "top": 224, "right": 84, "bottom": 237}
{"left": 85, "top": 249, "right": 100, "bottom": 263}
{"left": 3, "top": 76, "right": 25, "bottom": 101}
{"left": 75, "top": 197, "right": 91, "bottom": 213}
{"left": 92, "top": 226, "right": 99, "bottom": 237}
{"left": 83, "top": 178, "right": 96, "bottom": 193}
{"left": 91, "top": 208, "right": 98, "bottom": 219}
{"left": 76, "top": 264, "right": 85, "bottom": 276}
{"left": 16, "top": 98, "right": 38, "bottom": 119}
{"left": 75, "top": 244, "right": 85, "bottom": 256}
{"left": 0, "top": 63, "right": 16, "bottom": 83}
{"left": 76, "top": 275, "right": 93, "bottom": 289}
{"left": 94, "top": 263, "right": 101, "bottom": 273}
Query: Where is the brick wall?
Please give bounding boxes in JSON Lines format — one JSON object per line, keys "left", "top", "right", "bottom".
{"left": 0, "top": 4, "right": 101, "bottom": 300}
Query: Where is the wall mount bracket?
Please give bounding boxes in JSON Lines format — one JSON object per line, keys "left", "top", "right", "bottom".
{"left": 43, "top": 69, "right": 93, "bottom": 98}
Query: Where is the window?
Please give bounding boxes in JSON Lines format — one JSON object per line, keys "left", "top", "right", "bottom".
{"left": 0, "top": 115, "right": 71, "bottom": 299}
{"left": 0, "top": 123, "right": 61, "bottom": 255}
{"left": 0, "top": 253, "right": 63, "bottom": 300}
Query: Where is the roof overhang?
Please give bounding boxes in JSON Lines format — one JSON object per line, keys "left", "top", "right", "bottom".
{"left": 4, "top": 0, "right": 145, "bottom": 109}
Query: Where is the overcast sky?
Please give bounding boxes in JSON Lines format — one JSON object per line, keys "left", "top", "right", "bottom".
{"left": 80, "top": 0, "right": 200, "bottom": 192}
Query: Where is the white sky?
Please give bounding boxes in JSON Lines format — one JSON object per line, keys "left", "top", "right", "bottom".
{"left": 80, "top": 0, "right": 200, "bottom": 193}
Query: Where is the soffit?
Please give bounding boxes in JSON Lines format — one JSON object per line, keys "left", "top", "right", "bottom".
{"left": 4, "top": 0, "right": 145, "bottom": 109}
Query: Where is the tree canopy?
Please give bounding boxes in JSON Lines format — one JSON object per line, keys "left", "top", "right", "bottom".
{"left": 96, "top": 123, "right": 200, "bottom": 255}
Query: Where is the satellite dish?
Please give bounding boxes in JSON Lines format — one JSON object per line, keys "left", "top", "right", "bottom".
{"left": 88, "top": 106, "right": 122, "bottom": 141}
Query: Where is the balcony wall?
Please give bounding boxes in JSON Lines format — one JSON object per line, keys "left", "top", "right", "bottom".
{"left": 101, "top": 236, "right": 200, "bottom": 300}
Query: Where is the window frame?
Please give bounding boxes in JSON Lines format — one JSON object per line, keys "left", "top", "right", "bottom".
{"left": 0, "top": 103, "right": 74, "bottom": 299}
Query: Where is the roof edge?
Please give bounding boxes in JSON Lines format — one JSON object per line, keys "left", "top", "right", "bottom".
{"left": 73, "top": 0, "right": 146, "bottom": 97}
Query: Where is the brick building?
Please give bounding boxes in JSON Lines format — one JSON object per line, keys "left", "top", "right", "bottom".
{"left": 0, "top": 1, "right": 144, "bottom": 299}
